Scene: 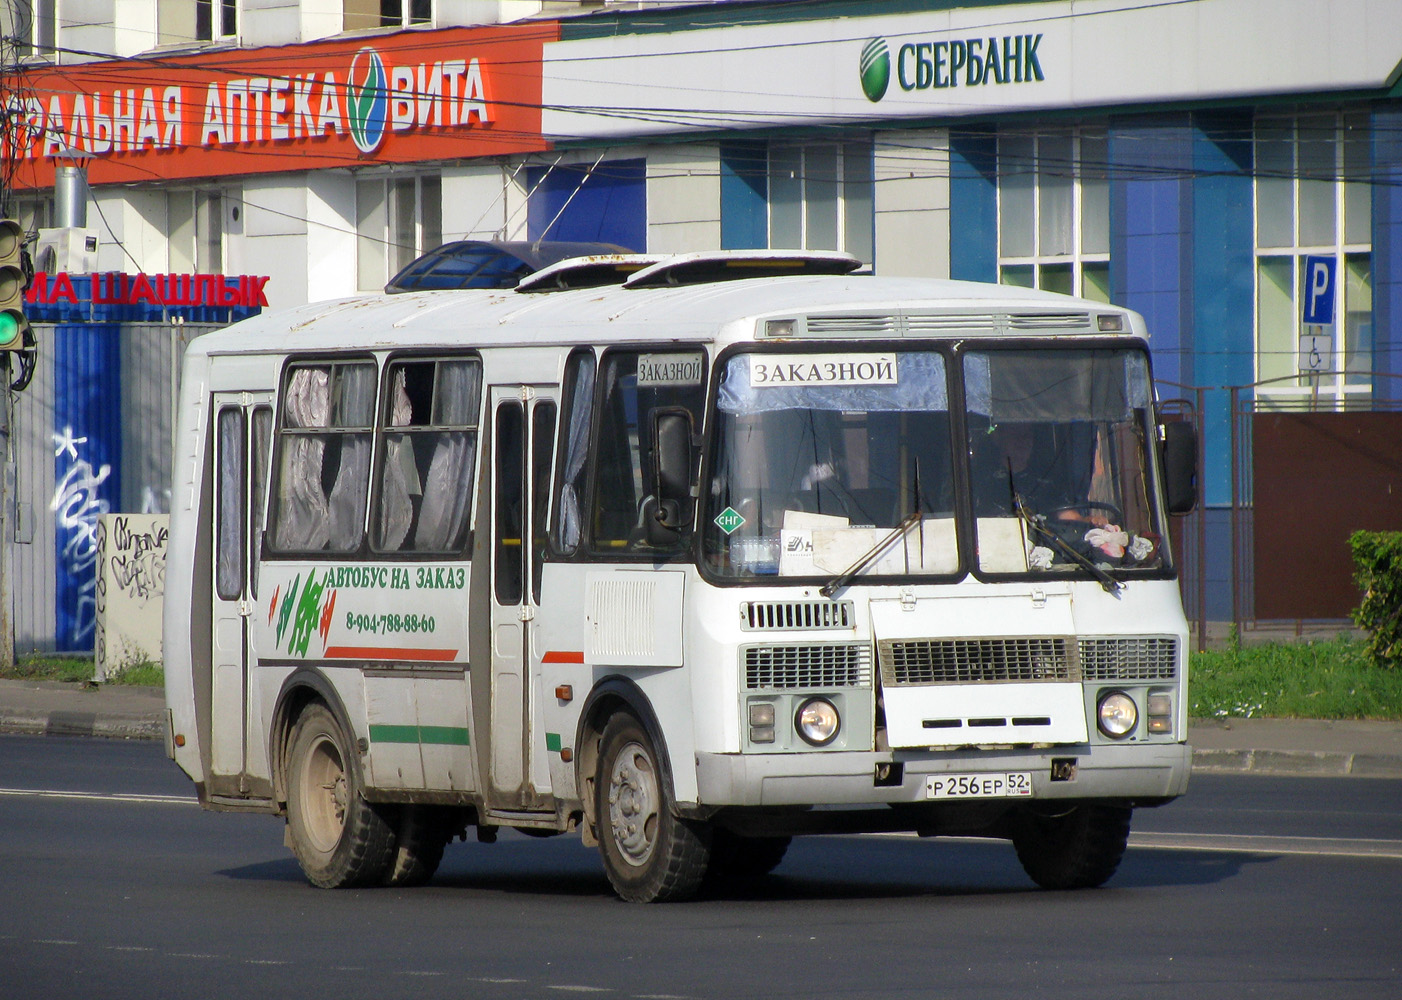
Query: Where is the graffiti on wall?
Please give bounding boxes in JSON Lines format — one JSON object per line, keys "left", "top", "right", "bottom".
{"left": 52, "top": 427, "right": 111, "bottom": 649}
{"left": 94, "top": 513, "right": 168, "bottom": 679}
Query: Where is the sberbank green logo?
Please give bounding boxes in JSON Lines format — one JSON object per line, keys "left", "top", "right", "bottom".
{"left": 860, "top": 38, "right": 891, "bottom": 103}
{"left": 347, "top": 47, "right": 389, "bottom": 154}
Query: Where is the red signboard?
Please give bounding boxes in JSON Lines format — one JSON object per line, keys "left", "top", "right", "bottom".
{"left": 5, "top": 23, "right": 555, "bottom": 189}
{"left": 28, "top": 272, "right": 271, "bottom": 307}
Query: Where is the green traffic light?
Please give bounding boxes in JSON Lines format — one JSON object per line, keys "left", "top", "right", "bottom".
{"left": 0, "top": 311, "right": 21, "bottom": 348}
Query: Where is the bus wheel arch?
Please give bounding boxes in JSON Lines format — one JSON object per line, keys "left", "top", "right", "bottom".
{"left": 269, "top": 668, "right": 358, "bottom": 808}
{"left": 574, "top": 677, "right": 673, "bottom": 843}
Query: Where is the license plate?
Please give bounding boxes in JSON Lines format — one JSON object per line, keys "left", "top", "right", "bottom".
{"left": 925, "top": 772, "right": 1033, "bottom": 799}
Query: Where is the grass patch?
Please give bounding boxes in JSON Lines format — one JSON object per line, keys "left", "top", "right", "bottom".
{"left": 1190, "top": 636, "right": 1402, "bottom": 720}
{"left": 1, "top": 655, "right": 164, "bottom": 687}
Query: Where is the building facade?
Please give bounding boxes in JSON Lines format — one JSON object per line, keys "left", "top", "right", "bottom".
{"left": 4, "top": 0, "right": 1401, "bottom": 637}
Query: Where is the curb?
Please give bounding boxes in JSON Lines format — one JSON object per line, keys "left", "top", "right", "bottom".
{"left": 1191, "top": 748, "right": 1402, "bottom": 779}
{"left": 0, "top": 711, "right": 165, "bottom": 742}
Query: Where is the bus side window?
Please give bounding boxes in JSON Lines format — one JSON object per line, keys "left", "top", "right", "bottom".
{"left": 555, "top": 349, "right": 596, "bottom": 555}
{"left": 589, "top": 349, "right": 706, "bottom": 555}
{"left": 373, "top": 357, "right": 482, "bottom": 554}
{"left": 268, "top": 360, "right": 376, "bottom": 553}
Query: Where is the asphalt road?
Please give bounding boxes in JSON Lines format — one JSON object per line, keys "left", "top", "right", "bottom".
{"left": 1, "top": 734, "right": 1399, "bottom": 999}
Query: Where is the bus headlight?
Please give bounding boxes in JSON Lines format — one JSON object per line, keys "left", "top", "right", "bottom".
{"left": 795, "top": 698, "right": 840, "bottom": 746}
{"left": 1097, "top": 691, "right": 1138, "bottom": 739}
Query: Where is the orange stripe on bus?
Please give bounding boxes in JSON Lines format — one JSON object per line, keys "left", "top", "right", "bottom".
{"left": 541, "top": 650, "right": 585, "bottom": 664}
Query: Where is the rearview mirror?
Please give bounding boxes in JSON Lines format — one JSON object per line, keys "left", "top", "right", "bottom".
{"left": 1161, "top": 420, "right": 1197, "bottom": 515}
{"left": 647, "top": 409, "right": 695, "bottom": 542}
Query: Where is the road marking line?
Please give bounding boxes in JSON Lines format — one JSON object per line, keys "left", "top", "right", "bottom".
{"left": 1128, "top": 831, "right": 1402, "bottom": 859}
{"left": 0, "top": 787, "right": 196, "bottom": 806}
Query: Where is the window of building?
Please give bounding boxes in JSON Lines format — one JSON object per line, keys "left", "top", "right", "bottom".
{"left": 373, "top": 356, "right": 482, "bottom": 553}
{"left": 357, "top": 175, "right": 442, "bottom": 291}
{"left": 157, "top": 0, "right": 235, "bottom": 44}
{"left": 168, "top": 190, "right": 225, "bottom": 273}
{"left": 996, "top": 128, "right": 1110, "bottom": 302}
{"left": 768, "top": 142, "right": 873, "bottom": 264}
{"left": 1254, "top": 111, "right": 1372, "bottom": 408}
{"left": 8, "top": 195, "right": 53, "bottom": 235}
{"left": 344, "top": 0, "right": 431, "bottom": 32}
{"left": 6, "top": 0, "right": 57, "bottom": 57}
{"left": 269, "top": 361, "right": 377, "bottom": 553}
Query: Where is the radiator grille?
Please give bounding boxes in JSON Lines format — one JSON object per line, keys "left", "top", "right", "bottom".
{"left": 741, "top": 600, "right": 854, "bottom": 631}
{"left": 744, "top": 643, "right": 872, "bottom": 690}
{"left": 1079, "top": 637, "right": 1179, "bottom": 681}
{"left": 879, "top": 637, "right": 1077, "bottom": 686}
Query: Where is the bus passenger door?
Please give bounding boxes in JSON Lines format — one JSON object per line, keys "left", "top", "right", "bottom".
{"left": 484, "top": 385, "right": 558, "bottom": 808}
{"left": 210, "top": 392, "right": 273, "bottom": 795}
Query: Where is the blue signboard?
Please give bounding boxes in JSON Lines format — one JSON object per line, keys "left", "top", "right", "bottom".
{"left": 1302, "top": 255, "right": 1337, "bottom": 326}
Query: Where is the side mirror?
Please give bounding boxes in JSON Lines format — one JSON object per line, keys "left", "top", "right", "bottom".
{"left": 1161, "top": 420, "right": 1198, "bottom": 515}
{"left": 647, "top": 409, "right": 695, "bottom": 542}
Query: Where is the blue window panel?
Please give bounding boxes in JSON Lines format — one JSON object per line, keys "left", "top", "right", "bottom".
{"left": 721, "top": 141, "right": 768, "bottom": 250}
{"left": 526, "top": 157, "right": 646, "bottom": 252}
{"left": 948, "top": 129, "right": 998, "bottom": 283}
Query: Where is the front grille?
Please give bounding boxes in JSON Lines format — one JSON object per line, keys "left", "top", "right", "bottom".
{"left": 1080, "top": 637, "right": 1178, "bottom": 681}
{"left": 741, "top": 600, "right": 853, "bottom": 631}
{"left": 744, "top": 643, "right": 872, "bottom": 690}
{"left": 879, "top": 637, "right": 1077, "bottom": 686}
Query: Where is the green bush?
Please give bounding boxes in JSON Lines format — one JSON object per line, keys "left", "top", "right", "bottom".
{"left": 1350, "top": 530, "right": 1402, "bottom": 670}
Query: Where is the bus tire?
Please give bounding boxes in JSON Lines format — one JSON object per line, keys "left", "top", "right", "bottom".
{"left": 1010, "top": 804, "right": 1132, "bottom": 890}
{"left": 382, "top": 805, "right": 450, "bottom": 887}
{"left": 595, "top": 712, "right": 710, "bottom": 903}
{"left": 706, "top": 830, "right": 791, "bottom": 882}
{"left": 285, "top": 703, "right": 396, "bottom": 889}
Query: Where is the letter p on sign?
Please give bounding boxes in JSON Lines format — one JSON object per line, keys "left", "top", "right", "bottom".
{"left": 1303, "top": 255, "right": 1337, "bottom": 326}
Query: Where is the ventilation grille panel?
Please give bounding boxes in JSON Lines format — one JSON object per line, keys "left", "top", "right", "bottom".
{"left": 744, "top": 643, "right": 872, "bottom": 690}
{"left": 880, "top": 637, "right": 1077, "bottom": 686}
{"left": 1079, "top": 637, "right": 1179, "bottom": 680}
{"left": 741, "top": 600, "right": 854, "bottom": 631}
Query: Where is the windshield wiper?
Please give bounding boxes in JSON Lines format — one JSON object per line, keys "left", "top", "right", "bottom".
{"left": 1010, "top": 490, "right": 1122, "bottom": 596}
{"left": 820, "top": 509, "right": 922, "bottom": 599}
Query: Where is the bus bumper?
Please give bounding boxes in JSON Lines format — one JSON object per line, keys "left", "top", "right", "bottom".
{"left": 694, "top": 742, "right": 1191, "bottom": 808}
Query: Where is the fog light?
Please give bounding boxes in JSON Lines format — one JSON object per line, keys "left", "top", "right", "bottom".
{"left": 1147, "top": 717, "right": 1171, "bottom": 734}
{"left": 1147, "top": 693, "right": 1172, "bottom": 717}
{"left": 750, "top": 725, "right": 775, "bottom": 744}
{"left": 795, "top": 698, "right": 840, "bottom": 746}
{"left": 749, "top": 703, "right": 775, "bottom": 727}
{"left": 1097, "top": 691, "right": 1138, "bottom": 739}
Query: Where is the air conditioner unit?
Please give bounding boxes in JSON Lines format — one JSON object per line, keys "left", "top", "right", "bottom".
{"left": 33, "top": 227, "right": 100, "bottom": 275}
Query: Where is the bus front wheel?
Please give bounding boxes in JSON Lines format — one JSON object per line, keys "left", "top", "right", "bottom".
{"left": 285, "top": 703, "right": 396, "bottom": 888}
{"left": 595, "top": 712, "right": 710, "bottom": 903}
{"left": 1010, "top": 804, "right": 1132, "bottom": 890}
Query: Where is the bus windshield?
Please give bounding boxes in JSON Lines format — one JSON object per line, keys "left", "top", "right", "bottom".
{"left": 702, "top": 346, "right": 1167, "bottom": 582}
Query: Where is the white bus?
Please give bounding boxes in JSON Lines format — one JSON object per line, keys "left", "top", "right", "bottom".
{"left": 164, "top": 250, "right": 1198, "bottom": 902}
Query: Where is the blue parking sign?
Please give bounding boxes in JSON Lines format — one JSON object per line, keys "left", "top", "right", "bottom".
{"left": 1303, "top": 256, "right": 1337, "bottom": 326}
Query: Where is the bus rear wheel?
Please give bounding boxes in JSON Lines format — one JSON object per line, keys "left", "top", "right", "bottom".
{"left": 382, "top": 805, "right": 452, "bottom": 887}
{"left": 595, "top": 712, "right": 710, "bottom": 903}
{"left": 285, "top": 703, "right": 396, "bottom": 888}
{"left": 1010, "top": 804, "right": 1132, "bottom": 890}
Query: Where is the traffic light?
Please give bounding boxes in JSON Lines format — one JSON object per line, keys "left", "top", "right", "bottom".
{"left": 0, "top": 219, "right": 30, "bottom": 351}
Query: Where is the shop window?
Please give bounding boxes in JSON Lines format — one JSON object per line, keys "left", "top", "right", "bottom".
{"left": 357, "top": 175, "right": 442, "bottom": 291}
{"left": 587, "top": 349, "right": 707, "bottom": 556}
{"left": 373, "top": 357, "right": 482, "bottom": 554}
{"left": 525, "top": 158, "right": 646, "bottom": 251}
{"left": 167, "top": 190, "right": 225, "bottom": 273}
{"left": 996, "top": 128, "right": 1110, "bottom": 302}
{"left": 344, "top": 0, "right": 431, "bottom": 31}
{"left": 1254, "top": 112, "right": 1372, "bottom": 408}
{"left": 269, "top": 361, "right": 377, "bottom": 553}
{"left": 768, "top": 142, "right": 873, "bottom": 264}
{"left": 157, "top": 0, "right": 235, "bottom": 44}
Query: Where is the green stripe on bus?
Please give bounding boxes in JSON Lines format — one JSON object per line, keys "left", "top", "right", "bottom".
{"left": 545, "top": 732, "right": 562, "bottom": 752}
{"left": 368, "top": 724, "right": 471, "bottom": 747}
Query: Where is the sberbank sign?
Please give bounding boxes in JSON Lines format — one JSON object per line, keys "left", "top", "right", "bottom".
{"left": 860, "top": 34, "right": 1045, "bottom": 103}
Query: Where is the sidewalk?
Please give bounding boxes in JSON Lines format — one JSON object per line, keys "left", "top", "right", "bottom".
{"left": 2, "top": 678, "right": 1400, "bottom": 778}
